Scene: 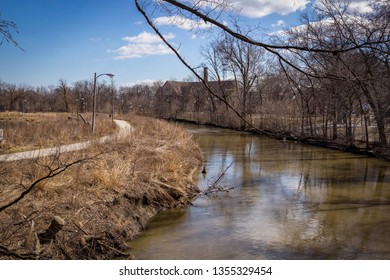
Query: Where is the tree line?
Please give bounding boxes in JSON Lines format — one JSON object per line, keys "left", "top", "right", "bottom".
{"left": 0, "top": 78, "right": 163, "bottom": 116}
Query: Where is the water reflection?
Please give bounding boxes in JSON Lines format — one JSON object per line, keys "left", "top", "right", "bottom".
{"left": 130, "top": 125, "right": 390, "bottom": 259}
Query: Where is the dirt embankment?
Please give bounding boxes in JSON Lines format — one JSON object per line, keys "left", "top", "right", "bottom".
{"left": 0, "top": 115, "right": 202, "bottom": 259}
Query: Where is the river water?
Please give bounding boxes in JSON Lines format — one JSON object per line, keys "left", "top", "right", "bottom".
{"left": 130, "top": 125, "right": 390, "bottom": 259}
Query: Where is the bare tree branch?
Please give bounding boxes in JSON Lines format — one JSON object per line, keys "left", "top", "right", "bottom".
{"left": 157, "top": 0, "right": 390, "bottom": 54}
{"left": 135, "top": 0, "right": 263, "bottom": 132}
{"left": 0, "top": 244, "right": 37, "bottom": 260}
{"left": 0, "top": 15, "right": 23, "bottom": 50}
{"left": 0, "top": 155, "right": 97, "bottom": 212}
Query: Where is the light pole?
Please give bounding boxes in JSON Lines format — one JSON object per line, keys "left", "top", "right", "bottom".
{"left": 22, "top": 99, "right": 27, "bottom": 115}
{"left": 110, "top": 78, "right": 115, "bottom": 125}
{"left": 92, "top": 72, "right": 114, "bottom": 134}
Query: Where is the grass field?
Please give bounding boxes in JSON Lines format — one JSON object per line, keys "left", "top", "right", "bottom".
{"left": 0, "top": 112, "right": 116, "bottom": 154}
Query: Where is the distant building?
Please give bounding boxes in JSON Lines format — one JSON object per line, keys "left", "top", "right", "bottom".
{"left": 156, "top": 67, "right": 237, "bottom": 102}
{"left": 155, "top": 68, "right": 238, "bottom": 121}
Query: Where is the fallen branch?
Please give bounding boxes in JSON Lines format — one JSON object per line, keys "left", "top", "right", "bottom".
{"left": 193, "top": 161, "right": 235, "bottom": 200}
{"left": 0, "top": 155, "right": 97, "bottom": 212}
{"left": 74, "top": 221, "right": 131, "bottom": 259}
{"left": 0, "top": 244, "right": 37, "bottom": 260}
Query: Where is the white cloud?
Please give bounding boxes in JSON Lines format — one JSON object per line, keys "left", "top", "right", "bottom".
{"left": 343, "top": 0, "right": 374, "bottom": 13}
{"left": 122, "top": 31, "right": 175, "bottom": 44}
{"left": 113, "top": 44, "right": 173, "bottom": 59}
{"left": 182, "top": 0, "right": 308, "bottom": 18}
{"left": 275, "top": 12, "right": 376, "bottom": 39}
{"left": 121, "top": 79, "right": 158, "bottom": 87}
{"left": 88, "top": 37, "right": 110, "bottom": 43}
{"left": 111, "top": 31, "right": 175, "bottom": 60}
{"left": 229, "top": 0, "right": 309, "bottom": 18}
{"left": 272, "top": 19, "right": 286, "bottom": 27}
{"left": 154, "top": 15, "right": 213, "bottom": 30}
{"left": 314, "top": 0, "right": 375, "bottom": 14}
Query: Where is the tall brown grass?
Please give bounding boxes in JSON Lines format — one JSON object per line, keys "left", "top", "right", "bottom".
{"left": 0, "top": 112, "right": 115, "bottom": 154}
{"left": 0, "top": 114, "right": 202, "bottom": 259}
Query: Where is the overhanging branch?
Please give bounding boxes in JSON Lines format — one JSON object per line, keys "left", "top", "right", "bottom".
{"left": 135, "top": 0, "right": 262, "bottom": 132}
{"left": 159, "top": 0, "right": 390, "bottom": 54}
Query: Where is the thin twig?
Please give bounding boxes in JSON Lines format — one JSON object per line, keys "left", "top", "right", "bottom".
{"left": 0, "top": 155, "right": 97, "bottom": 212}
{"left": 193, "top": 161, "right": 234, "bottom": 200}
{"left": 135, "top": 0, "right": 265, "bottom": 132}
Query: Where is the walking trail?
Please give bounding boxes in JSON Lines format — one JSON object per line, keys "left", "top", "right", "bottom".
{"left": 0, "top": 120, "right": 133, "bottom": 162}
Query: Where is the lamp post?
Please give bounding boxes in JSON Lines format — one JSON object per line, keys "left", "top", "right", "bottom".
{"left": 92, "top": 72, "right": 114, "bottom": 134}
{"left": 22, "top": 99, "right": 27, "bottom": 115}
{"left": 110, "top": 79, "right": 115, "bottom": 125}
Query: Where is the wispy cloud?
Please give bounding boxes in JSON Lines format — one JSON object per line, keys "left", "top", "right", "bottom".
{"left": 154, "top": 15, "right": 213, "bottom": 30}
{"left": 122, "top": 32, "right": 175, "bottom": 44}
{"left": 272, "top": 19, "right": 286, "bottom": 27}
{"left": 88, "top": 37, "right": 110, "bottom": 43}
{"left": 110, "top": 31, "right": 175, "bottom": 60}
{"left": 121, "top": 79, "right": 159, "bottom": 87}
{"left": 314, "top": 0, "right": 375, "bottom": 14}
{"left": 227, "top": 0, "right": 309, "bottom": 18}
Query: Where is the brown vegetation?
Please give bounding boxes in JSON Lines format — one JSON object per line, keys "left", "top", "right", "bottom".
{"left": 0, "top": 112, "right": 116, "bottom": 154}
{"left": 0, "top": 114, "right": 201, "bottom": 259}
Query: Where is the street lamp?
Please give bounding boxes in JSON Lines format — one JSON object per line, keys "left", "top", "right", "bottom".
{"left": 92, "top": 72, "right": 114, "bottom": 134}
{"left": 110, "top": 78, "right": 115, "bottom": 125}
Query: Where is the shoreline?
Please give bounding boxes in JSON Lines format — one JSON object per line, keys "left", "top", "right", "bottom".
{"left": 171, "top": 117, "right": 390, "bottom": 162}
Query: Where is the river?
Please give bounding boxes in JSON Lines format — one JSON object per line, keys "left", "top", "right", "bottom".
{"left": 130, "top": 125, "right": 390, "bottom": 259}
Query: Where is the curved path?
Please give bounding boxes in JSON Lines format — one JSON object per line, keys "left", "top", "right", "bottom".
{"left": 0, "top": 120, "right": 133, "bottom": 162}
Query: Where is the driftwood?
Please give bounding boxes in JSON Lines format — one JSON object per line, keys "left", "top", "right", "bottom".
{"left": 193, "top": 161, "right": 235, "bottom": 200}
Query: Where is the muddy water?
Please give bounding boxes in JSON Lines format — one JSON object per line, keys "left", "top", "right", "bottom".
{"left": 130, "top": 125, "right": 390, "bottom": 259}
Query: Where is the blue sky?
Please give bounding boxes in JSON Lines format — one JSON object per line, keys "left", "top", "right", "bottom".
{"left": 0, "top": 0, "right": 374, "bottom": 87}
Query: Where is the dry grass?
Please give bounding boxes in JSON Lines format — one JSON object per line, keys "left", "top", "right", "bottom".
{"left": 0, "top": 112, "right": 116, "bottom": 154}
{"left": 0, "top": 114, "right": 202, "bottom": 259}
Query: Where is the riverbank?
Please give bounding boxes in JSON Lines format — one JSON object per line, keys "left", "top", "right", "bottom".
{"left": 0, "top": 115, "right": 202, "bottom": 259}
{"left": 172, "top": 117, "right": 390, "bottom": 162}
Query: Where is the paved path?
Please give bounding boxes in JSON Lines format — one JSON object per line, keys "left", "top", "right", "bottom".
{"left": 0, "top": 120, "right": 133, "bottom": 162}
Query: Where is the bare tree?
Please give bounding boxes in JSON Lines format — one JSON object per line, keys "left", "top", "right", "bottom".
{"left": 73, "top": 80, "right": 93, "bottom": 114}
{"left": 119, "top": 84, "right": 153, "bottom": 115}
{"left": 135, "top": 0, "right": 390, "bottom": 136}
{"left": 284, "top": 0, "right": 390, "bottom": 145}
{"left": 135, "top": 0, "right": 389, "bottom": 74}
{"left": 56, "top": 79, "right": 72, "bottom": 112}
{"left": 202, "top": 32, "right": 266, "bottom": 128}
{"left": 2, "top": 83, "right": 26, "bottom": 111}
